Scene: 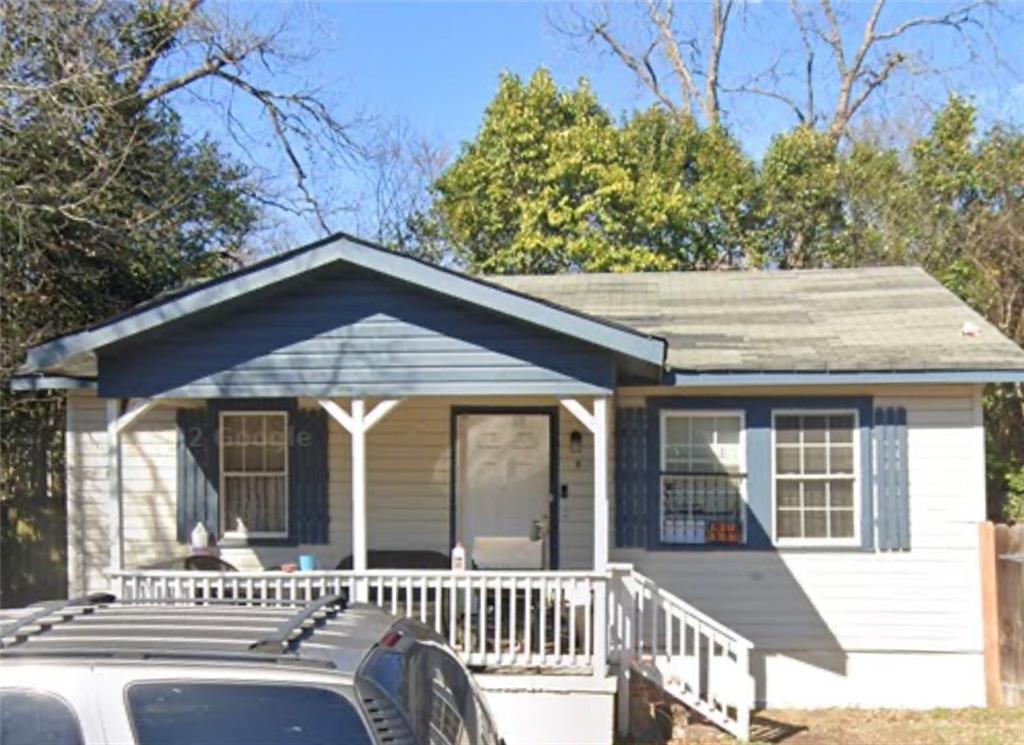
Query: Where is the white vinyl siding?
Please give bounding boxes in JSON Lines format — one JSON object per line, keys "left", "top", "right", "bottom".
{"left": 612, "top": 386, "right": 987, "bottom": 708}
{"left": 65, "top": 384, "right": 990, "bottom": 710}
{"left": 65, "top": 393, "right": 179, "bottom": 594}
{"left": 772, "top": 411, "right": 859, "bottom": 546}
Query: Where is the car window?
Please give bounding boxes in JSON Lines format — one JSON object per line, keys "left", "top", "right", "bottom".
{"left": 363, "top": 645, "right": 498, "bottom": 745}
{"left": 0, "top": 689, "right": 85, "bottom": 745}
{"left": 126, "top": 682, "right": 371, "bottom": 745}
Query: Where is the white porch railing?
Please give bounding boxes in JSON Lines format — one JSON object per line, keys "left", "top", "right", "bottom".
{"left": 111, "top": 566, "right": 752, "bottom": 740}
{"left": 110, "top": 569, "right": 607, "bottom": 673}
{"left": 607, "top": 565, "right": 754, "bottom": 740}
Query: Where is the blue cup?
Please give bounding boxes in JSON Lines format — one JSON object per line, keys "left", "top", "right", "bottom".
{"left": 298, "top": 554, "right": 316, "bottom": 571}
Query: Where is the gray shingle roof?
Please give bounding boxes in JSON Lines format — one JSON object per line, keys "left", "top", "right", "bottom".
{"left": 490, "top": 266, "right": 1024, "bottom": 373}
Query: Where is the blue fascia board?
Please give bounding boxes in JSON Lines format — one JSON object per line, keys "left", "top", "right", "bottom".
{"left": 669, "top": 368, "right": 1024, "bottom": 386}
{"left": 24, "top": 233, "right": 666, "bottom": 373}
{"left": 10, "top": 375, "right": 97, "bottom": 391}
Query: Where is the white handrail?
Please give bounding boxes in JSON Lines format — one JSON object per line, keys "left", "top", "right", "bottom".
{"left": 607, "top": 565, "right": 754, "bottom": 741}
{"left": 110, "top": 565, "right": 751, "bottom": 739}
{"left": 110, "top": 568, "right": 605, "bottom": 673}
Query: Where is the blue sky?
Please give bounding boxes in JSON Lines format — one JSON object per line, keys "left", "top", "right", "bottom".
{"left": 174, "top": 1, "right": 1024, "bottom": 242}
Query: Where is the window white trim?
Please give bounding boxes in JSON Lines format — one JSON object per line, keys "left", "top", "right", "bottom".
{"left": 658, "top": 409, "right": 747, "bottom": 545}
{"left": 219, "top": 411, "right": 289, "bottom": 539}
{"left": 771, "top": 409, "right": 860, "bottom": 548}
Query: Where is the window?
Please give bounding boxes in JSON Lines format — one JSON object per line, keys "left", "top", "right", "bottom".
{"left": 220, "top": 412, "right": 288, "bottom": 537}
{"left": 0, "top": 689, "right": 84, "bottom": 745}
{"left": 773, "top": 412, "right": 858, "bottom": 545}
{"left": 660, "top": 412, "right": 746, "bottom": 545}
{"left": 127, "top": 682, "right": 370, "bottom": 745}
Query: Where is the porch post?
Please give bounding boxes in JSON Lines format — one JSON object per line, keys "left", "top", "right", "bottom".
{"left": 593, "top": 397, "right": 609, "bottom": 571}
{"left": 106, "top": 398, "right": 157, "bottom": 592}
{"left": 318, "top": 398, "right": 402, "bottom": 602}
{"left": 351, "top": 400, "right": 368, "bottom": 575}
{"left": 106, "top": 399, "right": 123, "bottom": 584}
{"left": 559, "top": 397, "right": 611, "bottom": 571}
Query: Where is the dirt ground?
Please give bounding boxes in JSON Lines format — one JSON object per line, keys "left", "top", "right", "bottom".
{"left": 655, "top": 707, "right": 1024, "bottom": 745}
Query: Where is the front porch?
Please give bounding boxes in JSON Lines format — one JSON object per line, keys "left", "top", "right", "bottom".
{"left": 93, "top": 391, "right": 754, "bottom": 738}
{"left": 103, "top": 394, "right": 611, "bottom": 576}
{"left": 109, "top": 563, "right": 755, "bottom": 740}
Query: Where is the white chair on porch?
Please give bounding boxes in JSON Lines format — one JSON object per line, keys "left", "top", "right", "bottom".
{"left": 470, "top": 536, "right": 543, "bottom": 570}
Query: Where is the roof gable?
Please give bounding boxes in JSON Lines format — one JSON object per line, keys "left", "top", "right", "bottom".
{"left": 96, "top": 263, "right": 621, "bottom": 398}
{"left": 22, "top": 234, "right": 665, "bottom": 377}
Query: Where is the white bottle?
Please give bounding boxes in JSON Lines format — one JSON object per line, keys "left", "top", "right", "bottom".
{"left": 451, "top": 542, "right": 467, "bottom": 571}
{"left": 190, "top": 522, "right": 209, "bottom": 552}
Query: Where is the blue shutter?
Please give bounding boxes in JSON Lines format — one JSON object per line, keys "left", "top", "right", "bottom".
{"left": 176, "top": 407, "right": 219, "bottom": 542}
{"left": 289, "top": 408, "right": 329, "bottom": 544}
{"left": 615, "top": 407, "right": 649, "bottom": 547}
{"left": 874, "top": 406, "right": 910, "bottom": 550}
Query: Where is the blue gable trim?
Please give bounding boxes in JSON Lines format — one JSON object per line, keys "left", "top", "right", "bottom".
{"left": 96, "top": 265, "right": 619, "bottom": 398}
{"left": 669, "top": 369, "right": 1024, "bottom": 386}
{"left": 9, "top": 375, "right": 97, "bottom": 391}
{"left": 645, "top": 396, "right": 874, "bottom": 551}
{"left": 24, "top": 233, "right": 665, "bottom": 376}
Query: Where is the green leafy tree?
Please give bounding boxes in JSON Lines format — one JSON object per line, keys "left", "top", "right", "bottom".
{"left": 755, "top": 126, "right": 848, "bottom": 268}
{"left": 429, "top": 69, "right": 757, "bottom": 273}
{"left": 907, "top": 99, "right": 1024, "bottom": 520}
{"left": 839, "top": 97, "right": 1023, "bottom": 518}
{"left": 0, "top": 0, "right": 274, "bottom": 603}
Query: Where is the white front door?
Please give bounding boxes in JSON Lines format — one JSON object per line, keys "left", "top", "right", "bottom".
{"left": 457, "top": 413, "right": 551, "bottom": 567}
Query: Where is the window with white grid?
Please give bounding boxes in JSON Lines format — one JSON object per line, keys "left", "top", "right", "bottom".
{"left": 660, "top": 412, "right": 746, "bottom": 545}
{"left": 773, "top": 412, "right": 858, "bottom": 545}
{"left": 220, "top": 412, "right": 288, "bottom": 537}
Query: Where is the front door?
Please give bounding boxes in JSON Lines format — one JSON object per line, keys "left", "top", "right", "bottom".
{"left": 455, "top": 413, "right": 554, "bottom": 568}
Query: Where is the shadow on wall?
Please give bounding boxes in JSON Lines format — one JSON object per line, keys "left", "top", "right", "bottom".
{"left": 624, "top": 545, "right": 848, "bottom": 703}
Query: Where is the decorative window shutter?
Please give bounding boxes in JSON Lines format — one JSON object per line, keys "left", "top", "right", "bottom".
{"left": 614, "top": 407, "right": 649, "bottom": 547}
{"left": 874, "top": 406, "right": 910, "bottom": 550}
{"left": 289, "top": 407, "right": 329, "bottom": 545}
{"left": 176, "top": 407, "right": 219, "bottom": 543}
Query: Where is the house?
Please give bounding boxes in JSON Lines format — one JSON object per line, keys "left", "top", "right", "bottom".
{"left": 13, "top": 233, "right": 1024, "bottom": 743}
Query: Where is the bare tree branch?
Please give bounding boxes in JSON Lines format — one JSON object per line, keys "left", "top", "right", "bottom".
{"left": 555, "top": 1, "right": 734, "bottom": 126}
{"left": 586, "top": 6, "right": 683, "bottom": 116}
{"left": 789, "top": 0, "right": 816, "bottom": 124}
{"left": 644, "top": 0, "right": 701, "bottom": 118}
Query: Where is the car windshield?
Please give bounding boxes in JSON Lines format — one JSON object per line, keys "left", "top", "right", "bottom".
{"left": 127, "top": 682, "right": 371, "bottom": 745}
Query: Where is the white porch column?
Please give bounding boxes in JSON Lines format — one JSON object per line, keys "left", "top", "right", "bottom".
{"left": 351, "top": 400, "right": 368, "bottom": 574}
{"left": 318, "top": 398, "right": 402, "bottom": 600}
{"left": 106, "top": 398, "right": 157, "bottom": 591}
{"left": 559, "top": 396, "right": 611, "bottom": 570}
{"left": 592, "top": 397, "right": 609, "bottom": 571}
{"left": 106, "top": 399, "right": 123, "bottom": 581}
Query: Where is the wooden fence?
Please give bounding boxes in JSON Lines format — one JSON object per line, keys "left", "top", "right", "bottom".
{"left": 981, "top": 522, "right": 1024, "bottom": 706}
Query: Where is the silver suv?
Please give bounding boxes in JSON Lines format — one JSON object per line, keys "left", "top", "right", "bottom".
{"left": 0, "top": 593, "right": 502, "bottom": 745}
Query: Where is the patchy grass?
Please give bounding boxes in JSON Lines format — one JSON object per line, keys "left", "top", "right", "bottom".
{"left": 642, "top": 708, "right": 1024, "bottom": 745}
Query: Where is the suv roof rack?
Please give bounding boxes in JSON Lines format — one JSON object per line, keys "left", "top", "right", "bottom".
{"left": 0, "top": 594, "right": 394, "bottom": 675}
{"left": 250, "top": 593, "right": 344, "bottom": 654}
{"left": 0, "top": 593, "right": 115, "bottom": 648}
